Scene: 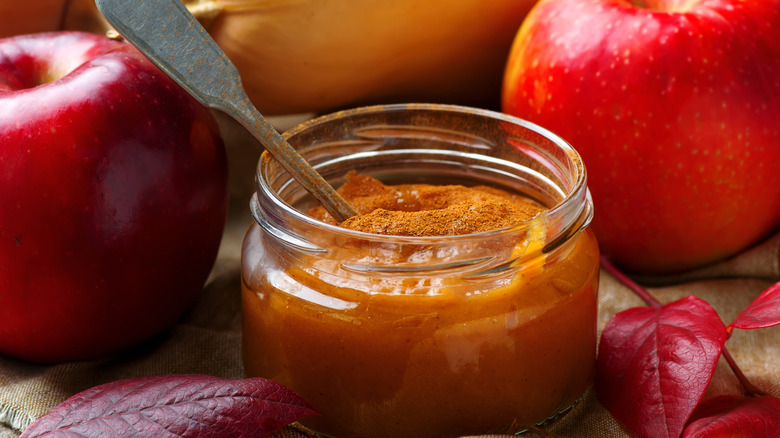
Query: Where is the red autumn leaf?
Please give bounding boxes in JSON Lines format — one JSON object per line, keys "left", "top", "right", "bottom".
{"left": 20, "top": 374, "right": 317, "bottom": 438}
{"left": 728, "top": 281, "right": 780, "bottom": 332}
{"left": 683, "top": 394, "right": 780, "bottom": 438}
{"left": 596, "top": 296, "right": 727, "bottom": 438}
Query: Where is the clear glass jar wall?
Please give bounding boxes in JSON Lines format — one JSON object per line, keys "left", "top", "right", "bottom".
{"left": 241, "top": 104, "right": 600, "bottom": 438}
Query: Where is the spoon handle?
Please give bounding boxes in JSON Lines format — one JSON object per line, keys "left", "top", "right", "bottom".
{"left": 95, "top": 0, "right": 357, "bottom": 222}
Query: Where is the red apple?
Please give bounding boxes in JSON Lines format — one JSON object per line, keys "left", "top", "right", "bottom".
{"left": 502, "top": 0, "right": 780, "bottom": 274}
{"left": 0, "top": 32, "right": 228, "bottom": 363}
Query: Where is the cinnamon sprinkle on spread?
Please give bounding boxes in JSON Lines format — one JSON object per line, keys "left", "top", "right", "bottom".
{"left": 307, "top": 171, "right": 545, "bottom": 236}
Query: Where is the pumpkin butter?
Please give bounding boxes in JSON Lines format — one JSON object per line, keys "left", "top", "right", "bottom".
{"left": 241, "top": 173, "right": 599, "bottom": 438}
{"left": 308, "top": 171, "right": 546, "bottom": 235}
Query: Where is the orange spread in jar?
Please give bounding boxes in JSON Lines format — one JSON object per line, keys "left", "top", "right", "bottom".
{"left": 307, "top": 171, "right": 545, "bottom": 236}
{"left": 242, "top": 173, "right": 599, "bottom": 438}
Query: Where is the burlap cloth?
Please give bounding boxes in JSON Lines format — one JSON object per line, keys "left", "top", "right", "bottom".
{"left": 1, "top": 116, "right": 779, "bottom": 437}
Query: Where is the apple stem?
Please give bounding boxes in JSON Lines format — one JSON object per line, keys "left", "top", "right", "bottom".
{"left": 600, "top": 256, "right": 662, "bottom": 308}
{"left": 58, "top": 0, "right": 73, "bottom": 31}
{"left": 722, "top": 347, "right": 766, "bottom": 397}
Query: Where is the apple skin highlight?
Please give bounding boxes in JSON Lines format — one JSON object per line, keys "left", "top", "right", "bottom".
{"left": 502, "top": 0, "right": 780, "bottom": 274}
{"left": 0, "top": 32, "right": 228, "bottom": 363}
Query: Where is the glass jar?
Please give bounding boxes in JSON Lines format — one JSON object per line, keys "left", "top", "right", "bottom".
{"left": 241, "top": 104, "right": 599, "bottom": 438}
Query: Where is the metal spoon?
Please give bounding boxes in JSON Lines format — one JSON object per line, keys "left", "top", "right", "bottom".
{"left": 94, "top": 0, "right": 357, "bottom": 222}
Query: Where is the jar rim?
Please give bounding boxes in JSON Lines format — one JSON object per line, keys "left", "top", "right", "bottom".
{"left": 256, "top": 103, "right": 591, "bottom": 246}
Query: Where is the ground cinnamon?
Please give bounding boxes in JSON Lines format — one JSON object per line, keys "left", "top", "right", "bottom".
{"left": 307, "top": 171, "right": 546, "bottom": 236}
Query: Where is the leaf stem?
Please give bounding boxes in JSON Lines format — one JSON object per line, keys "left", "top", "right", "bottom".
{"left": 721, "top": 347, "right": 766, "bottom": 397}
{"left": 601, "top": 255, "right": 768, "bottom": 398}
{"left": 600, "top": 256, "right": 662, "bottom": 308}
